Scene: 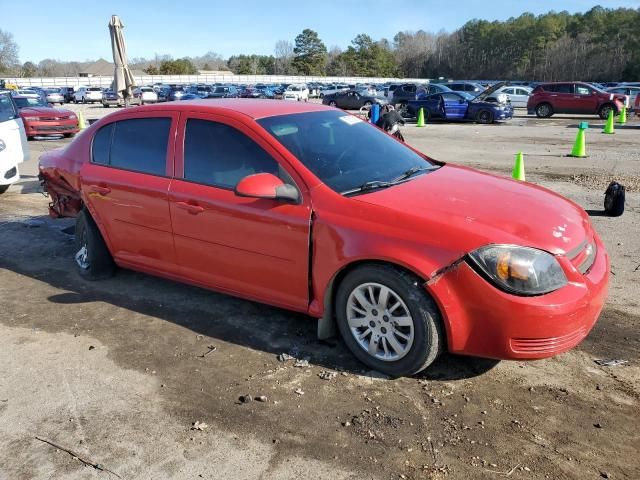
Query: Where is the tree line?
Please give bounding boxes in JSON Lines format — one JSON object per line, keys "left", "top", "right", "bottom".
{"left": 2, "top": 6, "right": 639, "bottom": 81}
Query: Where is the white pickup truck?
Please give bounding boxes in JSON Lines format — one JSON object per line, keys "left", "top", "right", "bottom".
{"left": 0, "top": 92, "right": 29, "bottom": 194}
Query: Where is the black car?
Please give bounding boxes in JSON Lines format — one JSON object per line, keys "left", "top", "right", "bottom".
{"left": 207, "top": 86, "right": 239, "bottom": 98}
{"left": 321, "top": 89, "right": 387, "bottom": 110}
{"left": 59, "top": 87, "right": 75, "bottom": 103}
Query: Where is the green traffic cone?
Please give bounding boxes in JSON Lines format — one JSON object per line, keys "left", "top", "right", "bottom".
{"left": 617, "top": 106, "right": 627, "bottom": 124}
{"left": 512, "top": 152, "right": 525, "bottom": 181}
{"left": 416, "top": 107, "right": 425, "bottom": 127}
{"left": 603, "top": 109, "right": 615, "bottom": 134}
{"left": 569, "top": 128, "right": 587, "bottom": 157}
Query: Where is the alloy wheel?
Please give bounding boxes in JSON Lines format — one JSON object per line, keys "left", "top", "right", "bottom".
{"left": 346, "top": 282, "right": 415, "bottom": 361}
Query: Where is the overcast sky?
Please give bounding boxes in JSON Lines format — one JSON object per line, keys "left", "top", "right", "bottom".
{"left": 5, "top": 0, "right": 640, "bottom": 63}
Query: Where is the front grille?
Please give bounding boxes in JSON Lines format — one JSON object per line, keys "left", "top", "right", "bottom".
{"left": 39, "top": 117, "right": 70, "bottom": 121}
{"left": 35, "top": 125, "right": 74, "bottom": 132}
{"left": 568, "top": 239, "right": 597, "bottom": 275}
{"left": 510, "top": 327, "right": 587, "bottom": 354}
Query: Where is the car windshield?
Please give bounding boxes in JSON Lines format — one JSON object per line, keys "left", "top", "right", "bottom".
{"left": 88, "top": 88, "right": 102, "bottom": 91}
{"left": 258, "top": 110, "right": 436, "bottom": 195}
{"left": 458, "top": 91, "right": 475, "bottom": 100}
{"left": 0, "top": 93, "right": 19, "bottom": 122}
{"left": 287, "top": 85, "right": 302, "bottom": 91}
{"left": 45, "top": 89, "right": 60, "bottom": 94}
{"left": 14, "top": 97, "right": 48, "bottom": 108}
{"left": 214, "top": 87, "right": 228, "bottom": 93}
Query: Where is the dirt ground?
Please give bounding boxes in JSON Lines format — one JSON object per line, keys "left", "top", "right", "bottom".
{"left": 1, "top": 106, "right": 639, "bottom": 480}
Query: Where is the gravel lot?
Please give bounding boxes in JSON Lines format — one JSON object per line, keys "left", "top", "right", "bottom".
{"left": 1, "top": 103, "right": 639, "bottom": 480}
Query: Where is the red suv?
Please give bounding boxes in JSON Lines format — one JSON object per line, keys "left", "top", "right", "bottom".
{"left": 527, "top": 82, "right": 626, "bottom": 119}
{"left": 39, "top": 100, "right": 609, "bottom": 377}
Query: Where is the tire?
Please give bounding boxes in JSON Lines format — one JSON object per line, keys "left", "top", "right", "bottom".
{"left": 599, "top": 104, "right": 615, "bottom": 120}
{"left": 329, "top": 100, "right": 337, "bottom": 107}
{"left": 0, "top": 184, "right": 9, "bottom": 195}
{"left": 103, "top": 104, "right": 110, "bottom": 108}
{"left": 82, "top": 97, "right": 86, "bottom": 104}
{"left": 535, "top": 103, "right": 553, "bottom": 118}
{"left": 74, "top": 210, "right": 116, "bottom": 280}
{"left": 319, "top": 93, "right": 324, "bottom": 98}
{"left": 476, "top": 110, "right": 494, "bottom": 124}
{"left": 335, "top": 264, "right": 445, "bottom": 377}
{"left": 63, "top": 133, "right": 75, "bottom": 138}
{"left": 27, "top": 136, "right": 34, "bottom": 141}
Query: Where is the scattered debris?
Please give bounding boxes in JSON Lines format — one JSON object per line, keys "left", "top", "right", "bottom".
{"left": 318, "top": 370, "right": 337, "bottom": 380}
{"left": 294, "top": 388, "right": 305, "bottom": 396}
{"left": 594, "top": 423, "right": 603, "bottom": 429}
{"left": 293, "top": 359, "right": 309, "bottom": 368}
{"left": 88, "top": 346, "right": 95, "bottom": 350}
{"left": 198, "top": 345, "right": 217, "bottom": 358}
{"left": 277, "top": 353, "right": 294, "bottom": 362}
{"left": 191, "top": 421, "right": 208, "bottom": 430}
{"left": 239, "top": 395, "right": 253, "bottom": 404}
{"left": 35, "top": 436, "right": 122, "bottom": 478}
{"left": 342, "top": 421, "right": 351, "bottom": 427}
{"left": 595, "top": 359, "right": 628, "bottom": 367}
{"left": 256, "top": 395, "right": 268, "bottom": 403}
{"left": 482, "top": 463, "right": 520, "bottom": 477}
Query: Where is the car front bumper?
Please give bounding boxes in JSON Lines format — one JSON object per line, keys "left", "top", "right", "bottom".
{"left": 24, "top": 119, "right": 79, "bottom": 136}
{"left": 428, "top": 232, "right": 609, "bottom": 360}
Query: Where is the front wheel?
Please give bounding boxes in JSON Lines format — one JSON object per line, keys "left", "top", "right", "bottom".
{"left": 335, "top": 265, "right": 445, "bottom": 377}
{"left": 74, "top": 210, "right": 116, "bottom": 280}
{"left": 535, "top": 103, "right": 553, "bottom": 118}
{"left": 599, "top": 104, "right": 615, "bottom": 120}
{"left": 476, "top": 110, "right": 494, "bottom": 124}
{"left": 0, "top": 184, "right": 10, "bottom": 195}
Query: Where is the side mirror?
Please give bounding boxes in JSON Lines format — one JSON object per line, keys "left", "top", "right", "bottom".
{"left": 234, "top": 173, "right": 299, "bottom": 203}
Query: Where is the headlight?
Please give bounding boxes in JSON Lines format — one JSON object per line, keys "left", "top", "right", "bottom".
{"left": 68, "top": 114, "right": 77, "bottom": 120}
{"left": 468, "top": 245, "right": 567, "bottom": 295}
{"left": 0, "top": 139, "right": 5, "bottom": 152}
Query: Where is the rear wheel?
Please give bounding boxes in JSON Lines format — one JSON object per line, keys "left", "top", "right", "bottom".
{"left": 0, "top": 185, "right": 10, "bottom": 195}
{"left": 335, "top": 264, "right": 445, "bottom": 377}
{"left": 476, "top": 110, "right": 494, "bottom": 124}
{"left": 535, "top": 103, "right": 553, "bottom": 118}
{"left": 74, "top": 210, "right": 116, "bottom": 280}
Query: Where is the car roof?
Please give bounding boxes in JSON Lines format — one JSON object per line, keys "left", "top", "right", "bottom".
{"left": 129, "top": 99, "right": 331, "bottom": 120}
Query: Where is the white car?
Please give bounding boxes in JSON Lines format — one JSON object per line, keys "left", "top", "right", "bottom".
{"left": 319, "top": 85, "right": 349, "bottom": 98}
{"left": 488, "top": 85, "right": 532, "bottom": 108}
{"left": 283, "top": 84, "right": 309, "bottom": 102}
{"left": 606, "top": 86, "right": 640, "bottom": 109}
{"left": 132, "top": 86, "right": 159, "bottom": 105}
{"left": 0, "top": 92, "right": 29, "bottom": 194}
{"left": 13, "top": 89, "right": 40, "bottom": 99}
{"left": 74, "top": 87, "right": 103, "bottom": 103}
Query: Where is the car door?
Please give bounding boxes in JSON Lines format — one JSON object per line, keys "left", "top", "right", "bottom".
{"left": 80, "top": 112, "right": 179, "bottom": 273}
{"left": 168, "top": 113, "right": 312, "bottom": 311}
{"left": 572, "top": 84, "right": 599, "bottom": 113}
{"left": 0, "top": 93, "right": 29, "bottom": 176}
{"left": 441, "top": 93, "right": 467, "bottom": 119}
{"left": 513, "top": 88, "right": 531, "bottom": 107}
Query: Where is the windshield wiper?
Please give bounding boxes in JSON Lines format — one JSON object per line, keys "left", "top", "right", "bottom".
{"left": 341, "top": 180, "right": 393, "bottom": 196}
{"left": 391, "top": 165, "right": 434, "bottom": 183}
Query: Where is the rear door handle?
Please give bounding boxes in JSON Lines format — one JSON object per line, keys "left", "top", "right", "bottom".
{"left": 89, "top": 185, "right": 111, "bottom": 195}
{"left": 176, "top": 201, "right": 204, "bottom": 214}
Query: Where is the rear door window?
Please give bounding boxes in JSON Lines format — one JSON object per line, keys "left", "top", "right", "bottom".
{"left": 91, "top": 118, "right": 171, "bottom": 175}
{"left": 183, "top": 118, "right": 279, "bottom": 189}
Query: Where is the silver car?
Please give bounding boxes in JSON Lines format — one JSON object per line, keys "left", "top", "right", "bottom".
{"left": 44, "top": 88, "right": 65, "bottom": 105}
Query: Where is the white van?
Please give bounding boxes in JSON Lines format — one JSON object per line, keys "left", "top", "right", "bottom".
{"left": 0, "top": 92, "right": 29, "bottom": 194}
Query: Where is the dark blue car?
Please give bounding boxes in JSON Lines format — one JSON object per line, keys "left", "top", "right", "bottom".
{"left": 408, "top": 89, "right": 513, "bottom": 124}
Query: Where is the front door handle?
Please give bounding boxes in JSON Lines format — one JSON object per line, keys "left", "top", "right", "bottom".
{"left": 176, "top": 201, "right": 204, "bottom": 214}
{"left": 89, "top": 185, "right": 111, "bottom": 195}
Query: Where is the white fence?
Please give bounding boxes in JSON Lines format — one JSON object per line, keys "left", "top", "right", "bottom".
{"left": 5, "top": 74, "right": 430, "bottom": 88}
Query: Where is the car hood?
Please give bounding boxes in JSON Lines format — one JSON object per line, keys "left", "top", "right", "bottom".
{"left": 19, "top": 107, "right": 73, "bottom": 116}
{"left": 353, "top": 164, "right": 590, "bottom": 257}
{"left": 473, "top": 82, "right": 505, "bottom": 102}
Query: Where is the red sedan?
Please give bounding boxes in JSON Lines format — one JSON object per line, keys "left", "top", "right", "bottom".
{"left": 13, "top": 95, "right": 79, "bottom": 139}
{"left": 39, "top": 100, "right": 609, "bottom": 377}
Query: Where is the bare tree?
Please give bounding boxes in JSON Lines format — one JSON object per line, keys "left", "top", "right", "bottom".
{"left": 0, "top": 29, "right": 19, "bottom": 73}
{"left": 274, "top": 40, "right": 294, "bottom": 74}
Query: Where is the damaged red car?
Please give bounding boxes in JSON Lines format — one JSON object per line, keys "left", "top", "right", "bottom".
{"left": 39, "top": 100, "right": 609, "bottom": 377}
